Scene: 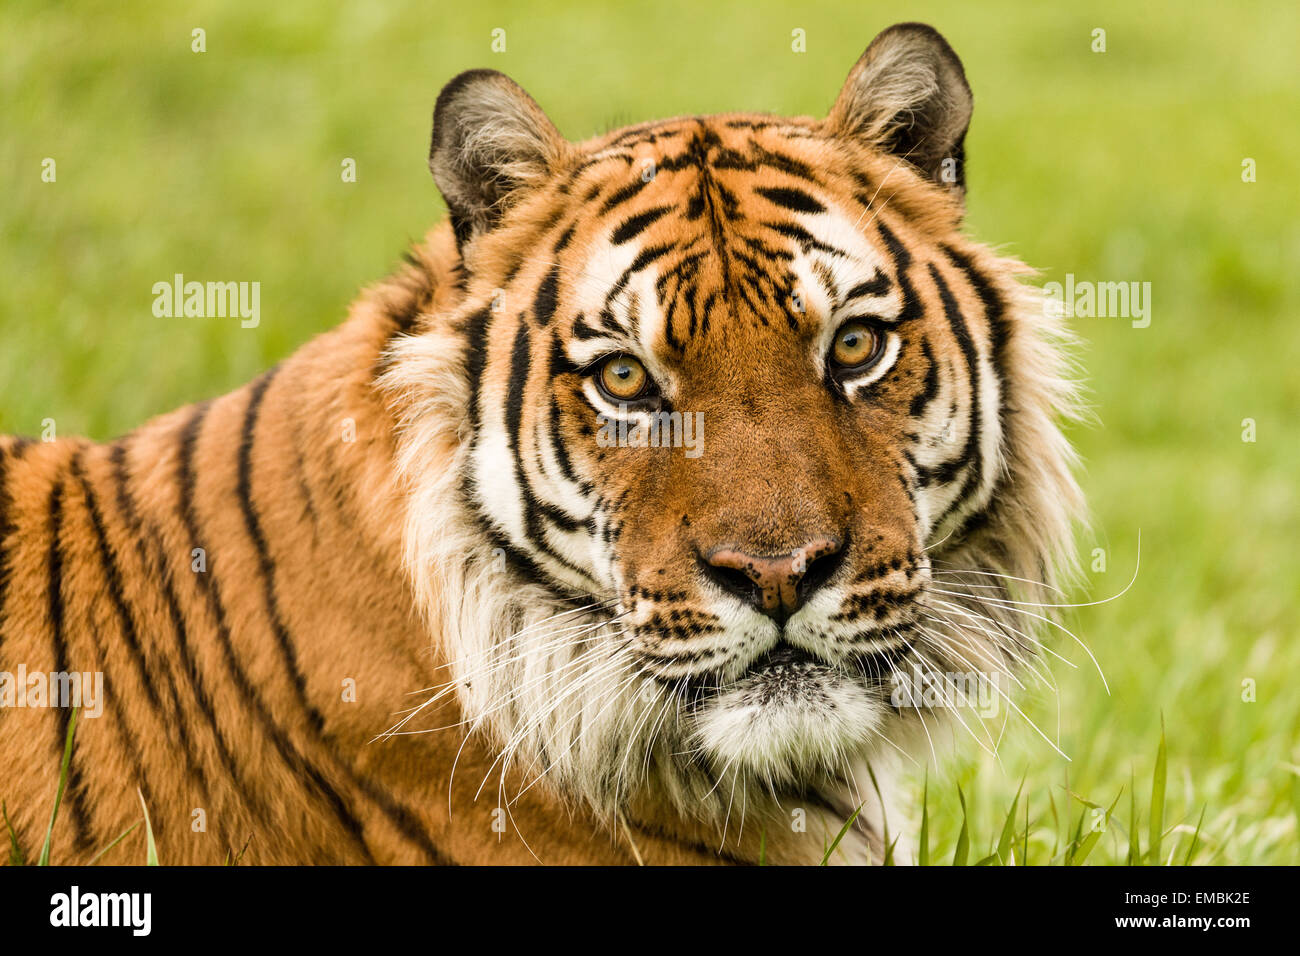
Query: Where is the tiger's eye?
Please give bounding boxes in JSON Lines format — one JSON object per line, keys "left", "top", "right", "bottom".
{"left": 599, "top": 354, "right": 650, "bottom": 401}
{"left": 831, "top": 321, "right": 881, "bottom": 369}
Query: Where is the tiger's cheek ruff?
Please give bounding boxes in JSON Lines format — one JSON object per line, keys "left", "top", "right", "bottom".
{"left": 383, "top": 319, "right": 726, "bottom": 822}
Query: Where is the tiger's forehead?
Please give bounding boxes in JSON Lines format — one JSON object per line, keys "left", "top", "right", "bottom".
{"left": 550, "top": 116, "right": 902, "bottom": 359}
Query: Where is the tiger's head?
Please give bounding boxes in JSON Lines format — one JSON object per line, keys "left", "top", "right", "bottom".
{"left": 384, "top": 23, "right": 1081, "bottom": 843}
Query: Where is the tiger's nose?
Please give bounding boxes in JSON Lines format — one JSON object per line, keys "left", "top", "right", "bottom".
{"left": 702, "top": 536, "right": 844, "bottom": 623}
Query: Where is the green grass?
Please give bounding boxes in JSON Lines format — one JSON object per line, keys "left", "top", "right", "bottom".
{"left": 2, "top": 0, "right": 1297, "bottom": 863}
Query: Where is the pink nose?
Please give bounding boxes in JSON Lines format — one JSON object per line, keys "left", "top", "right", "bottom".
{"left": 703, "top": 536, "right": 843, "bottom": 621}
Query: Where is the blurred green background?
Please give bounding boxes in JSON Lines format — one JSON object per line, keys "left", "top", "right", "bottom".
{"left": 2, "top": 1, "right": 1297, "bottom": 862}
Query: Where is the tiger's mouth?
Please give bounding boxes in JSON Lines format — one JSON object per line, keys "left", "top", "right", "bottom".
{"left": 747, "top": 641, "right": 820, "bottom": 674}
{"left": 732, "top": 644, "right": 847, "bottom": 704}
{"left": 691, "top": 639, "right": 904, "bottom": 698}
{"left": 687, "top": 640, "right": 895, "bottom": 782}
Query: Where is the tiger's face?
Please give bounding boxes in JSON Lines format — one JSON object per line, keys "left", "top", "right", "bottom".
{"left": 478, "top": 135, "right": 960, "bottom": 776}
{"left": 392, "top": 23, "right": 1080, "bottom": 828}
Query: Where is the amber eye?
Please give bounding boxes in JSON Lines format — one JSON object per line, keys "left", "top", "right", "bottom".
{"left": 830, "top": 321, "right": 883, "bottom": 371}
{"left": 597, "top": 354, "right": 652, "bottom": 402}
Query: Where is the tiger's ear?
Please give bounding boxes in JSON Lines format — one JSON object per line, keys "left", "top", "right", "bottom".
{"left": 827, "top": 23, "right": 973, "bottom": 194}
{"left": 429, "top": 69, "right": 568, "bottom": 250}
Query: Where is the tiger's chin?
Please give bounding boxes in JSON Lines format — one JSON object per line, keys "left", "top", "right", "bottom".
{"left": 691, "top": 652, "right": 888, "bottom": 786}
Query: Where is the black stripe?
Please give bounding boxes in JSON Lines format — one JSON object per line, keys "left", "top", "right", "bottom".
{"left": 846, "top": 270, "right": 892, "bottom": 301}
{"left": 697, "top": 289, "right": 719, "bottom": 337}
{"left": 547, "top": 397, "right": 589, "bottom": 492}
{"left": 747, "top": 141, "right": 816, "bottom": 180}
{"left": 654, "top": 251, "right": 709, "bottom": 314}
{"left": 553, "top": 223, "right": 576, "bottom": 252}
{"left": 909, "top": 339, "right": 941, "bottom": 419}
{"left": 349, "top": 777, "right": 455, "bottom": 865}
{"left": 463, "top": 307, "right": 493, "bottom": 430}
{"left": 939, "top": 244, "right": 1010, "bottom": 540}
{"left": 533, "top": 267, "right": 560, "bottom": 326}
{"left": 741, "top": 234, "right": 795, "bottom": 264}
{"left": 0, "top": 440, "right": 20, "bottom": 657}
{"left": 46, "top": 468, "right": 94, "bottom": 854}
{"left": 177, "top": 400, "right": 377, "bottom": 864}
{"left": 927, "top": 263, "right": 985, "bottom": 529}
{"left": 595, "top": 307, "right": 624, "bottom": 336}
{"left": 291, "top": 444, "right": 321, "bottom": 537}
{"left": 762, "top": 220, "right": 847, "bottom": 258}
{"left": 569, "top": 312, "right": 604, "bottom": 341}
{"left": 476, "top": 525, "right": 567, "bottom": 592}
{"left": 236, "top": 367, "right": 326, "bottom": 736}
{"left": 607, "top": 241, "right": 675, "bottom": 302}
{"left": 73, "top": 452, "right": 168, "bottom": 724}
{"left": 661, "top": 286, "right": 683, "bottom": 350}
{"left": 940, "top": 244, "right": 1009, "bottom": 405}
{"left": 67, "top": 449, "right": 163, "bottom": 847}
{"left": 611, "top": 205, "right": 672, "bottom": 244}
{"left": 542, "top": 336, "right": 594, "bottom": 497}
{"left": 755, "top": 185, "right": 826, "bottom": 215}
{"left": 683, "top": 128, "right": 736, "bottom": 292}
{"left": 505, "top": 320, "right": 541, "bottom": 545}
{"left": 876, "top": 221, "right": 923, "bottom": 324}
{"left": 599, "top": 176, "right": 651, "bottom": 214}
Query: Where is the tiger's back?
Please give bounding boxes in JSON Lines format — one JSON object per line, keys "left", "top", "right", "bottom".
{"left": 0, "top": 245, "right": 451, "bottom": 863}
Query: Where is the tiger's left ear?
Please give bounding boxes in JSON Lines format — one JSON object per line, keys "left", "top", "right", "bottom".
{"left": 827, "top": 23, "right": 973, "bottom": 195}
{"left": 429, "top": 69, "right": 570, "bottom": 251}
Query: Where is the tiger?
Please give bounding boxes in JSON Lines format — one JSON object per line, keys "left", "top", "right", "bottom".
{"left": 0, "top": 22, "right": 1081, "bottom": 865}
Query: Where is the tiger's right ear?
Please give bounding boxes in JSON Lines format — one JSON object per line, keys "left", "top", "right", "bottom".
{"left": 429, "top": 69, "right": 569, "bottom": 251}
{"left": 827, "top": 23, "right": 973, "bottom": 194}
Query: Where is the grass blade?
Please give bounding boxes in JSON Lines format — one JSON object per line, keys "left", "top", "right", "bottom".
{"left": 1070, "top": 790, "right": 1122, "bottom": 866}
{"left": 38, "top": 705, "right": 80, "bottom": 866}
{"left": 952, "top": 784, "right": 969, "bottom": 866}
{"left": 819, "top": 801, "right": 865, "bottom": 866}
{"left": 3, "top": 801, "right": 27, "bottom": 866}
{"left": 918, "top": 774, "right": 930, "bottom": 867}
{"left": 224, "top": 834, "right": 253, "bottom": 866}
{"left": 1047, "top": 788, "right": 1060, "bottom": 860}
{"left": 1149, "top": 716, "right": 1167, "bottom": 865}
{"left": 87, "top": 821, "right": 141, "bottom": 866}
{"left": 1182, "top": 806, "right": 1206, "bottom": 865}
{"left": 996, "top": 778, "right": 1024, "bottom": 864}
{"left": 865, "top": 764, "right": 893, "bottom": 866}
{"left": 1065, "top": 808, "right": 1085, "bottom": 865}
{"left": 1023, "top": 791, "right": 1030, "bottom": 866}
{"left": 885, "top": 834, "right": 900, "bottom": 867}
{"left": 138, "top": 788, "right": 159, "bottom": 866}
{"left": 1127, "top": 768, "right": 1141, "bottom": 865}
